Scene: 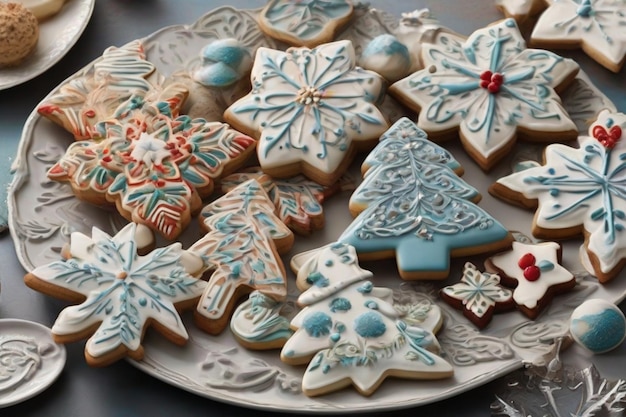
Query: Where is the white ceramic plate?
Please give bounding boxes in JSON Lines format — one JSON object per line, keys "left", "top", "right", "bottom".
{"left": 0, "top": 0, "right": 95, "bottom": 90}
{"left": 0, "top": 319, "right": 66, "bottom": 408}
{"left": 7, "top": 4, "right": 626, "bottom": 413}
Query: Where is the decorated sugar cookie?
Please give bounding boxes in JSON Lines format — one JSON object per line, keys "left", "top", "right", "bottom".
{"left": 47, "top": 93, "right": 255, "bottom": 240}
{"left": 389, "top": 19, "right": 579, "bottom": 171}
{"left": 440, "top": 262, "right": 514, "bottom": 329}
{"left": 530, "top": 0, "right": 626, "bottom": 73}
{"left": 23, "top": 223, "right": 207, "bottom": 367}
{"left": 190, "top": 180, "right": 293, "bottom": 337}
{"left": 220, "top": 166, "right": 346, "bottom": 235}
{"left": 338, "top": 119, "right": 512, "bottom": 280}
{"left": 495, "top": 0, "right": 548, "bottom": 23}
{"left": 490, "top": 110, "right": 626, "bottom": 283}
{"left": 485, "top": 241, "right": 576, "bottom": 318}
{"left": 38, "top": 41, "right": 187, "bottom": 141}
{"left": 258, "top": 0, "right": 354, "bottom": 48}
{"left": 283, "top": 243, "right": 452, "bottom": 397}
{"left": 224, "top": 40, "right": 389, "bottom": 186}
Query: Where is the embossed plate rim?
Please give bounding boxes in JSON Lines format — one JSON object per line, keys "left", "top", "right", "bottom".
{"left": 0, "top": 0, "right": 95, "bottom": 90}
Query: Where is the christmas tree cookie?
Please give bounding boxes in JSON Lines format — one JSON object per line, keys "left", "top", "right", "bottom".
{"left": 283, "top": 243, "right": 453, "bottom": 397}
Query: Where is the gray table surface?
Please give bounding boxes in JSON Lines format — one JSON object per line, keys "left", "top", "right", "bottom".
{"left": 1, "top": 0, "right": 626, "bottom": 415}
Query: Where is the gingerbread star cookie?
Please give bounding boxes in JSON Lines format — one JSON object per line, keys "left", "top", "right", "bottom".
{"left": 490, "top": 110, "right": 626, "bottom": 283}
{"left": 224, "top": 40, "right": 388, "bottom": 186}
{"left": 530, "top": 0, "right": 626, "bottom": 73}
{"left": 485, "top": 241, "right": 575, "bottom": 318}
{"left": 24, "top": 223, "right": 207, "bottom": 367}
{"left": 440, "top": 262, "right": 514, "bottom": 329}
{"left": 389, "top": 19, "right": 579, "bottom": 171}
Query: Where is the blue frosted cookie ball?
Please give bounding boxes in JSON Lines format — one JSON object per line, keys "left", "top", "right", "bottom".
{"left": 359, "top": 34, "right": 411, "bottom": 82}
{"left": 193, "top": 38, "right": 252, "bottom": 88}
{"left": 570, "top": 299, "right": 626, "bottom": 354}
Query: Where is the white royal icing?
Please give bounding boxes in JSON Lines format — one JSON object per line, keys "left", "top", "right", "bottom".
{"left": 282, "top": 243, "right": 452, "bottom": 395}
{"left": 531, "top": 0, "right": 626, "bottom": 72}
{"left": 495, "top": 110, "right": 626, "bottom": 277}
{"left": 487, "top": 241, "right": 573, "bottom": 310}
{"left": 390, "top": 19, "right": 578, "bottom": 169}
{"left": 495, "top": 0, "right": 548, "bottom": 20}
{"left": 225, "top": 40, "right": 388, "bottom": 185}
{"left": 29, "top": 223, "right": 206, "bottom": 361}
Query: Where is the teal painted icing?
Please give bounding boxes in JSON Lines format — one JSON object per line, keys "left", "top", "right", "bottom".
{"left": 572, "top": 309, "right": 626, "bottom": 353}
{"left": 353, "top": 311, "right": 386, "bottom": 338}
{"left": 329, "top": 297, "right": 352, "bottom": 312}
{"left": 303, "top": 311, "right": 333, "bottom": 337}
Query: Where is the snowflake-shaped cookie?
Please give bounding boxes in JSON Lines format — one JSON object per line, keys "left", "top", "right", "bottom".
{"left": 224, "top": 40, "right": 388, "bottom": 186}
{"left": 491, "top": 110, "right": 626, "bottom": 283}
{"left": 531, "top": 0, "right": 626, "bottom": 73}
{"left": 259, "top": 0, "right": 354, "bottom": 48}
{"left": 440, "top": 262, "right": 514, "bottom": 329}
{"left": 389, "top": 19, "right": 579, "bottom": 171}
{"left": 48, "top": 93, "right": 255, "bottom": 240}
{"left": 23, "top": 223, "right": 207, "bottom": 366}
{"left": 485, "top": 241, "right": 575, "bottom": 318}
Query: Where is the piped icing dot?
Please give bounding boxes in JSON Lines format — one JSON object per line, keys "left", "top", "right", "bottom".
{"left": 523, "top": 265, "right": 541, "bottom": 281}
{"left": 329, "top": 297, "right": 352, "bottom": 312}
{"left": 116, "top": 271, "right": 128, "bottom": 280}
{"left": 303, "top": 311, "right": 333, "bottom": 337}
{"left": 353, "top": 311, "right": 386, "bottom": 338}
{"left": 576, "top": 0, "right": 593, "bottom": 17}
{"left": 518, "top": 253, "right": 536, "bottom": 269}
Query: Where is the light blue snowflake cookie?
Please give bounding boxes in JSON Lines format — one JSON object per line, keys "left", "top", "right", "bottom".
{"left": 24, "top": 223, "right": 207, "bottom": 366}
{"left": 224, "top": 40, "right": 388, "bottom": 186}
{"left": 490, "top": 110, "right": 626, "bottom": 283}
{"left": 389, "top": 18, "right": 579, "bottom": 171}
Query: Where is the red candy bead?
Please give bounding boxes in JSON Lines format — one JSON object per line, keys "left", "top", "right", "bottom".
{"left": 480, "top": 70, "right": 492, "bottom": 81}
{"left": 518, "top": 253, "right": 536, "bottom": 269}
{"left": 523, "top": 265, "right": 541, "bottom": 281}
{"left": 479, "top": 70, "right": 503, "bottom": 94}
{"left": 487, "top": 82, "right": 500, "bottom": 93}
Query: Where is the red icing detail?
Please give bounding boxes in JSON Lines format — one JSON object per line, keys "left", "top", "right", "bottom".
{"left": 518, "top": 253, "right": 536, "bottom": 269}
{"left": 37, "top": 104, "right": 60, "bottom": 115}
{"left": 47, "top": 164, "right": 66, "bottom": 175}
{"left": 593, "top": 125, "right": 622, "bottom": 149}
{"left": 523, "top": 265, "right": 541, "bottom": 281}
{"left": 102, "top": 155, "right": 112, "bottom": 163}
{"left": 84, "top": 109, "right": 96, "bottom": 118}
{"left": 479, "top": 71, "right": 504, "bottom": 94}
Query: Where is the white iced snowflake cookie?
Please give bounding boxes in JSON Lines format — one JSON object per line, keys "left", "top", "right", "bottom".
{"left": 485, "top": 241, "right": 576, "bottom": 318}
{"left": 530, "top": 0, "right": 626, "bottom": 73}
{"left": 440, "top": 262, "right": 514, "bottom": 329}
{"left": 224, "top": 40, "right": 389, "bottom": 186}
{"left": 490, "top": 110, "right": 626, "bottom": 283}
{"left": 24, "top": 223, "right": 207, "bottom": 367}
{"left": 389, "top": 18, "right": 579, "bottom": 172}
{"left": 283, "top": 243, "right": 452, "bottom": 397}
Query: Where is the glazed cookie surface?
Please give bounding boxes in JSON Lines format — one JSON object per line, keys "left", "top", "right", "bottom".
{"left": 283, "top": 243, "right": 452, "bottom": 397}
{"left": 490, "top": 110, "right": 626, "bottom": 283}
{"left": 338, "top": 118, "right": 513, "bottom": 280}
{"left": 440, "top": 262, "right": 514, "bottom": 329}
{"left": 485, "top": 241, "right": 575, "bottom": 318}
{"left": 530, "top": 0, "right": 626, "bottom": 73}
{"left": 389, "top": 18, "right": 579, "bottom": 171}
{"left": 258, "top": 0, "right": 354, "bottom": 48}
{"left": 23, "top": 223, "right": 207, "bottom": 367}
{"left": 224, "top": 40, "right": 388, "bottom": 186}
